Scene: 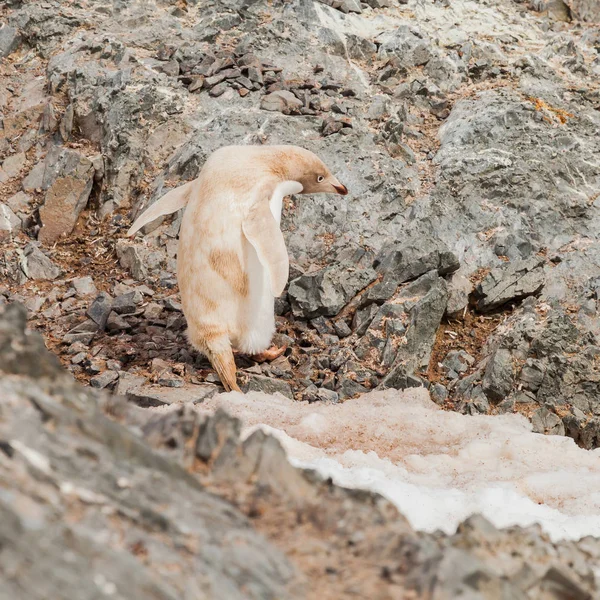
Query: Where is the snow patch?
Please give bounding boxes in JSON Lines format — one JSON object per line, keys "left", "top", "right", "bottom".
{"left": 198, "top": 388, "right": 600, "bottom": 542}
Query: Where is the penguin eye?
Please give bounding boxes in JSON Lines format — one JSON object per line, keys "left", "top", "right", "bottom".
{"left": 317, "top": 175, "right": 325, "bottom": 183}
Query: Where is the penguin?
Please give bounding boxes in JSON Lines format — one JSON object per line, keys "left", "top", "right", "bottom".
{"left": 128, "top": 145, "right": 348, "bottom": 392}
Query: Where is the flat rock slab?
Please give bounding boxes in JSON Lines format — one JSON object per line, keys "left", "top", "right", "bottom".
{"left": 126, "top": 383, "right": 219, "bottom": 407}
{"left": 474, "top": 257, "right": 545, "bottom": 312}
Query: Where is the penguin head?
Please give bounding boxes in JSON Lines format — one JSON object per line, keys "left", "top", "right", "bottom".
{"left": 269, "top": 146, "right": 348, "bottom": 196}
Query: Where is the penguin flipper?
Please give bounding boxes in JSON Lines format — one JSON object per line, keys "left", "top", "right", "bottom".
{"left": 242, "top": 197, "right": 289, "bottom": 297}
{"left": 127, "top": 180, "right": 193, "bottom": 236}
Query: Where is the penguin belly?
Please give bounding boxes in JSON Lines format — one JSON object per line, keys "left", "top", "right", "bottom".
{"left": 234, "top": 181, "right": 297, "bottom": 354}
{"left": 234, "top": 241, "right": 276, "bottom": 354}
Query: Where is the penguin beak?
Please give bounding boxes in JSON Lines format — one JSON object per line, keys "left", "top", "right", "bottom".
{"left": 333, "top": 183, "right": 348, "bottom": 195}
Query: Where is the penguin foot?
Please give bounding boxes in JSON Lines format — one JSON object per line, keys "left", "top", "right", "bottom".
{"left": 198, "top": 335, "right": 241, "bottom": 392}
{"left": 250, "top": 345, "right": 287, "bottom": 363}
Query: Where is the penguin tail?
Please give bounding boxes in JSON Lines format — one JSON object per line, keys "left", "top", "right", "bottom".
{"left": 189, "top": 327, "right": 240, "bottom": 393}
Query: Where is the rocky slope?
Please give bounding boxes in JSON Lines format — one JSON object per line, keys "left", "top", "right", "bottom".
{"left": 3, "top": 300, "right": 600, "bottom": 599}
{"left": 1, "top": 0, "right": 600, "bottom": 444}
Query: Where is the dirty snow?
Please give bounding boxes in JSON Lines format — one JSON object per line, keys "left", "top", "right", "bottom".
{"left": 198, "top": 388, "right": 600, "bottom": 542}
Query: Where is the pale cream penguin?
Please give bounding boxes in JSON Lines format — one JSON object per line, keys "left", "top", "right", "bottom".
{"left": 128, "top": 145, "right": 348, "bottom": 392}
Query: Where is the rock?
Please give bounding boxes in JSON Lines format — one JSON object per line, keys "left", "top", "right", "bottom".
{"left": 62, "top": 319, "right": 98, "bottom": 345}
{"left": 445, "top": 274, "right": 472, "bottom": 319}
{"left": 352, "top": 303, "right": 379, "bottom": 336}
{"left": 86, "top": 292, "right": 113, "bottom": 330}
{"left": 377, "top": 25, "right": 433, "bottom": 69}
{"left": 338, "top": 0, "right": 362, "bottom": 13}
{"left": 261, "top": 91, "right": 303, "bottom": 114}
{"left": 336, "top": 375, "right": 369, "bottom": 399}
{"left": 71, "top": 276, "right": 97, "bottom": 297}
{"left": 38, "top": 148, "right": 94, "bottom": 244}
{"left": 474, "top": 258, "right": 545, "bottom": 312}
{"left": 21, "top": 162, "right": 45, "bottom": 191}
{"left": 288, "top": 264, "right": 377, "bottom": 319}
{"left": 519, "top": 359, "right": 545, "bottom": 392}
{"left": 442, "top": 350, "right": 474, "bottom": 375}
{"left": 112, "top": 291, "right": 143, "bottom": 314}
{"left": 430, "top": 383, "right": 448, "bottom": 405}
{"left": 106, "top": 311, "right": 132, "bottom": 332}
{"left": 0, "top": 303, "right": 63, "bottom": 379}
{"left": 90, "top": 370, "right": 119, "bottom": 389}
{"left": 565, "top": 0, "right": 600, "bottom": 21}
{"left": 0, "top": 203, "right": 21, "bottom": 241}
{"left": 19, "top": 243, "right": 60, "bottom": 280}
{"left": 0, "top": 24, "right": 21, "bottom": 57}
{"left": 482, "top": 349, "right": 514, "bottom": 402}
{"left": 532, "top": 406, "right": 566, "bottom": 436}
{"left": 2, "top": 152, "right": 26, "bottom": 178}
{"left": 0, "top": 311, "right": 297, "bottom": 598}
{"left": 244, "top": 375, "right": 294, "bottom": 399}
{"left": 7, "top": 191, "right": 32, "bottom": 215}
{"left": 374, "top": 238, "right": 460, "bottom": 285}
{"left": 116, "top": 242, "right": 148, "bottom": 280}
{"left": 380, "top": 272, "right": 448, "bottom": 390}
{"left": 127, "top": 383, "right": 218, "bottom": 407}
{"left": 333, "top": 320, "right": 352, "bottom": 338}
{"left": 59, "top": 103, "right": 74, "bottom": 141}
{"left": 143, "top": 302, "right": 164, "bottom": 320}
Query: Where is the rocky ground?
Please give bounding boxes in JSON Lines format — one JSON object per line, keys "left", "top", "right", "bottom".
{"left": 2, "top": 0, "right": 600, "bottom": 448}
{"left": 4, "top": 296, "right": 600, "bottom": 599}
{"left": 2, "top": 0, "right": 600, "bottom": 596}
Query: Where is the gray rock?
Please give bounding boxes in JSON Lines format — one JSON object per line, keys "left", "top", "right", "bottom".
{"left": 2, "top": 153, "right": 26, "bottom": 180}
{"left": 90, "top": 370, "right": 119, "bottom": 389}
{"left": 21, "top": 162, "right": 45, "bottom": 191}
{"left": 474, "top": 258, "right": 545, "bottom": 312}
{"left": 336, "top": 375, "right": 369, "bottom": 399}
{"left": 377, "top": 25, "right": 434, "bottom": 69}
{"left": 380, "top": 272, "right": 448, "bottom": 390}
{"left": 333, "top": 320, "right": 352, "bottom": 338}
{"left": 519, "top": 358, "right": 545, "bottom": 392}
{"left": 7, "top": 191, "right": 32, "bottom": 215}
{"left": 106, "top": 311, "right": 132, "bottom": 332}
{"left": 442, "top": 350, "right": 474, "bottom": 375}
{"left": 0, "top": 203, "right": 21, "bottom": 241}
{"left": 261, "top": 91, "right": 303, "bottom": 114}
{"left": 244, "top": 374, "right": 294, "bottom": 399}
{"left": 71, "top": 276, "right": 97, "bottom": 297}
{"left": 430, "top": 383, "right": 448, "bottom": 405}
{"left": 38, "top": 148, "right": 94, "bottom": 244}
{"left": 352, "top": 303, "right": 379, "bottom": 336}
{"left": 445, "top": 273, "right": 472, "bottom": 319}
{"left": 374, "top": 237, "right": 459, "bottom": 285}
{"left": 19, "top": 243, "right": 61, "bottom": 280}
{"left": 0, "top": 306, "right": 297, "bottom": 599}
{"left": 482, "top": 349, "right": 514, "bottom": 402}
{"left": 0, "top": 303, "right": 63, "bottom": 379}
{"left": 0, "top": 24, "right": 21, "bottom": 57}
{"left": 112, "top": 291, "right": 143, "bottom": 314}
{"left": 288, "top": 264, "right": 377, "bottom": 319}
{"left": 86, "top": 292, "right": 113, "bottom": 329}
{"left": 127, "top": 383, "right": 218, "bottom": 407}
{"left": 565, "top": 0, "right": 600, "bottom": 21}
{"left": 62, "top": 319, "right": 99, "bottom": 345}
{"left": 532, "top": 406, "right": 566, "bottom": 436}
